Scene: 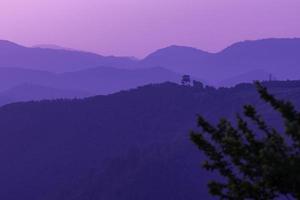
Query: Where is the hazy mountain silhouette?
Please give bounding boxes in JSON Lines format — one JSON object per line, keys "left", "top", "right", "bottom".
{"left": 0, "top": 40, "right": 139, "bottom": 72}
{"left": 141, "top": 45, "right": 211, "bottom": 73}
{"left": 0, "top": 84, "right": 89, "bottom": 105}
{"left": 219, "top": 69, "right": 275, "bottom": 87}
{"left": 0, "top": 67, "right": 56, "bottom": 91}
{"left": 56, "top": 66, "right": 182, "bottom": 94}
{"left": 1, "top": 38, "right": 300, "bottom": 88}
{"left": 142, "top": 38, "right": 300, "bottom": 84}
{"left": 0, "top": 81, "right": 299, "bottom": 199}
{"left": 32, "top": 44, "right": 76, "bottom": 51}
{"left": 0, "top": 66, "right": 182, "bottom": 104}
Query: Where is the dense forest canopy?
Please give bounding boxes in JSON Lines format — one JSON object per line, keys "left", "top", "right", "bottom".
{"left": 0, "top": 81, "right": 300, "bottom": 199}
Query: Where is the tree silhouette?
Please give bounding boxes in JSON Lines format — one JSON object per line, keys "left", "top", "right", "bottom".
{"left": 191, "top": 82, "right": 300, "bottom": 200}
{"left": 192, "top": 80, "right": 204, "bottom": 89}
{"left": 181, "top": 75, "right": 191, "bottom": 86}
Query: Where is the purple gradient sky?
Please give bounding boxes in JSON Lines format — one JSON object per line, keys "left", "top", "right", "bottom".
{"left": 0, "top": 0, "right": 300, "bottom": 58}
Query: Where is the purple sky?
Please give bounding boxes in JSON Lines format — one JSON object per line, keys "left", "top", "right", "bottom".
{"left": 0, "top": 0, "right": 300, "bottom": 58}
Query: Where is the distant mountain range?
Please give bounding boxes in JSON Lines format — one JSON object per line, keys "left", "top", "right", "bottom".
{"left": 0, "top": 38, "right": 300, "bottom": 104}
{"left": 32, "top": 44, "right": 76, "bottom": 51}
{"left": 0, "top": 84, "right": 90, "bottom": 106}
{"left": 0, "top": 81, "right": 299, "bottom": 199}
{"left": 1, "top": 38, "right": 300, "bottom": 82}
{"left": 143, "top": 38, "right": 300, "bottom": 85}
{"left": 0, "top": 66, "right": 181, "bottom": 99}
{"left": 219, "top": 69, "right": 277, "bottom": 87}
{"left": 0, "top": 40, "right": 139, "bottom": 72}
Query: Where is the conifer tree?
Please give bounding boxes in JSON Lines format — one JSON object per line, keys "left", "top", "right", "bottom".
{"left": 191, "top": 82, "right": 300, "bottom": 199}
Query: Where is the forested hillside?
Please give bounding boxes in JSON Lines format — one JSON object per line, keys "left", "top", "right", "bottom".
{"left": 0, "top": 81, "right": 299, "bottom": 199}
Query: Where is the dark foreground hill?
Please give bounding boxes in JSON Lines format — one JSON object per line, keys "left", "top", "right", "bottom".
{"left": 0, "top": 81, "right": 300, "bottom": 200}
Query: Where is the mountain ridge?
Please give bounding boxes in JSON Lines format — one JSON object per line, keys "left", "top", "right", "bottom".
{"left": 1, "top": 38, "right": 300, "bottom": 87}
{"left": 0, "top": 66, "right": 183, "bottom": 105}
{"left": 0, "top": 40, "right": 139, "bottom": 72}
{"left": 0, "top": 80, "right": 300, "bottom": 199}
{"left": 141, "top": 38, "right": 300, "bottom": 84}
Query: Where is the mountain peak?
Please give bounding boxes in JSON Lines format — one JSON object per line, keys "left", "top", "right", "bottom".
{"left": 140, "top": 45, "right": 211, "bottom": 75}
{"left": 145, "top": 45, "right": 210, "bottom": 58}
{"left": 0, "top": 40, "right": 24, "bottom": 49}
{"left": 221, "top": 38, "right": 300, "bottom": 54}
{"left": 32, "top": 44, "right": 73, "bottom": 51}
